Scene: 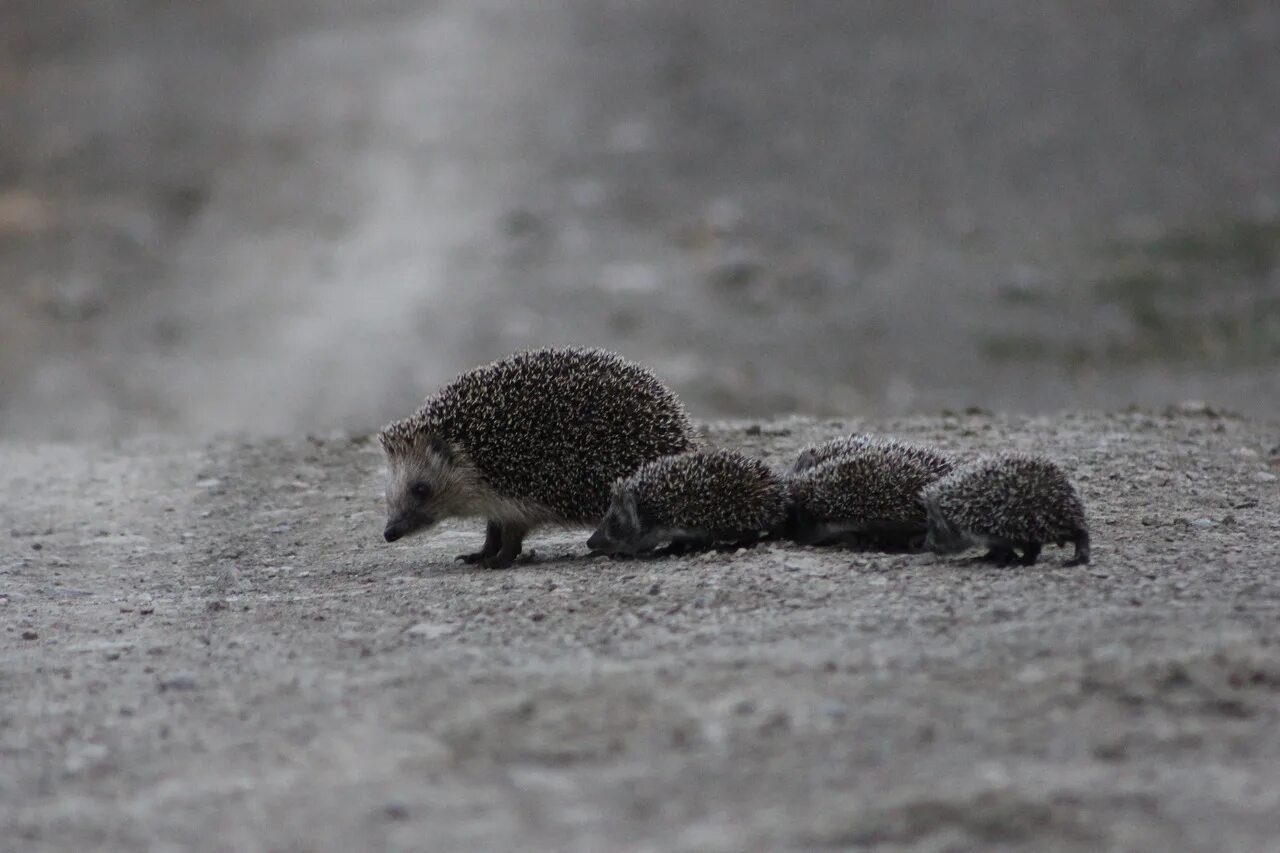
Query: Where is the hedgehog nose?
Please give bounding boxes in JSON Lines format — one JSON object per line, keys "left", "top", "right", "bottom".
{"left": 383, "top": 524, "right": 403, "bottom": 543}
{"left": 586, "top": 529, "right": 608, "bottom": 551}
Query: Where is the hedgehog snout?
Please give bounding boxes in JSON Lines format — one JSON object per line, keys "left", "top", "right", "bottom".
{"left": 382, "top": 511, "right": 435, "bottom": 543}
{"left": 586, "top": 526, "right": 612, "bottom": 551}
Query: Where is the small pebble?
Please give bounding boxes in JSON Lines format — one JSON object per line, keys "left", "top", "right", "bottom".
{"left": 405, "top": 622, "right": 453, "bottom": 639}
{"left": 821, "top": 701, "right": 849, "bottom": 720}
{"left": 159, "top": 673, "right": 200, "bottom": 692}
{"left": 21, "top": 630, "right": 38, "bottom": 641}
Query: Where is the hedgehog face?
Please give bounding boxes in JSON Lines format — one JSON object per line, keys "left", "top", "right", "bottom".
{"left": 587, "top": 488, "right": 649, "bottom": 554}
{"left": 922, "top": 497, "right": 968, "bottom": 554}
{"left": 788, "top": 448, "right": 821, "bottom": 476}
{"left": 380, "top": 434, "right": 470, "bottom": 542}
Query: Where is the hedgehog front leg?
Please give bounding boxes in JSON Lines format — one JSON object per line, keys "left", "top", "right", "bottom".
{"left": 1064, "top": 530, "right": 1091, "bottom": 566}
{"left": 1017, "top": 542, "right": 1042, "bottom": 566}
{"left": 483, "top": 522, "right": 528, "bottom": 569}
{"left": 457, "top": 520, "right": 502, "bottom": 565}
{"left": 657, "top": 531, "right": 716, "bottom": 557}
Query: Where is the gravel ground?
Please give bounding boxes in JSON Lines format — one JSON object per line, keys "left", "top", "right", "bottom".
{"left": 3, "top": 410, "right": 1279, "bottom": 851}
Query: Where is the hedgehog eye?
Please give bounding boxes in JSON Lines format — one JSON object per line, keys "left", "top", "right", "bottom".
{"left": 410, "top": 482, "right": 433, "bottom": 500}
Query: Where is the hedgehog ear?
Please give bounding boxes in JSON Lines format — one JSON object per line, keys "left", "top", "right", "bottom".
{"left": 428, "top": 434, "right": 453, "bottom": 461}
{"left": 620, "top": 490, "right": 640, "bottom": 529}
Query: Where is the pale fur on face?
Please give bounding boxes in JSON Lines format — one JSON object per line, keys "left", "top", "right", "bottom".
{"left": 382, "top": 434, "right": 560, "bottom": 541}
{"left": 923, "top": 496, "right": 970, "bottom": 554}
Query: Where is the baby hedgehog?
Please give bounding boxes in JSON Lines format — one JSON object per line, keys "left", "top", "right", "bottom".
{"left": 786, "top": 438, "right": 955, "bottom": 550}
{"left": 379, "top": 347, "right": 697, "bottom": 568}
{"left": 922, "top": 453, "right": 1090, "bottom": 566}
{"left": 587, "top": 448, "right": 788, "bottom": 556}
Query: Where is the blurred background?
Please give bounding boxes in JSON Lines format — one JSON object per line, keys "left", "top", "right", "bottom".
{"left": 1, "top": 0, "right": 1278, "bottom": 439}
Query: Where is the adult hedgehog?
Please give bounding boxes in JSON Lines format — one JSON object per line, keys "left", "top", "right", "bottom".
{"left": 378, "top": 347, "right": 697, "bottom": 567}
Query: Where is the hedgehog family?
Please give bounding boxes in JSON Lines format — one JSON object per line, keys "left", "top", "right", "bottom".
{"left": 785, "top": 438, "right": 955, "bottom": 550}
{"left": 378, "top": 347, "right": 696, "bottom": 568}
{"left": 923, "top": 454, "right": 1090, "bottom": 566}
{"left": 587, "top": 448, "right": 788, "bottom": 556}
{"left": 378, "top": 347, "right": 1092, "bottom": 569}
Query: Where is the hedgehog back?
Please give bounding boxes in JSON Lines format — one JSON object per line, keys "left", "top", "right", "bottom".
{"left": 924, "top": 454, "right": 1086, "bottom": 542}
{"left": 790, "top": 439, "right": 955, "bottom": 525}
{"left": 790, "top": 434, "right": 875, "bottom": 473}
{"left": 419, "top": 348, "right": 695, "bottom": 521}
{"left": 629, "top": 449, "right": 787, "bottom": 533}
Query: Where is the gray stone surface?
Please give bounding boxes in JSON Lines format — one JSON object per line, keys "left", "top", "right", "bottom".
{"left": 3, "top": 412, "right": 1279, "bottom": 851}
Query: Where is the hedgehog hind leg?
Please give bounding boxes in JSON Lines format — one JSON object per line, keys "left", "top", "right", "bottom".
{"left": 1064, "top": 529, "right": 1091, "bottom": 566}
{"left": 482, "top": 522, "right": 529, "bottom": 569}
{"left": 457, "top": 520, "right": 503, "bottom": 565}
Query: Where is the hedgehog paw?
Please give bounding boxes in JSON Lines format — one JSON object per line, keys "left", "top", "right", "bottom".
{"left": 480, "top": 554, "right": 518, "bottom": 570}
{"left": 901, "top": 533, "right": 928, "bottom": 553}
{"left": 456, "top": 552, "right": 488, "bottom": 565}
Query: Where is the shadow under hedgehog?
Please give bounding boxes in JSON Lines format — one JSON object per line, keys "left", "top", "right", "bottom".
{"left": 378, "top": 347, "right": 697, "bottom": 568}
